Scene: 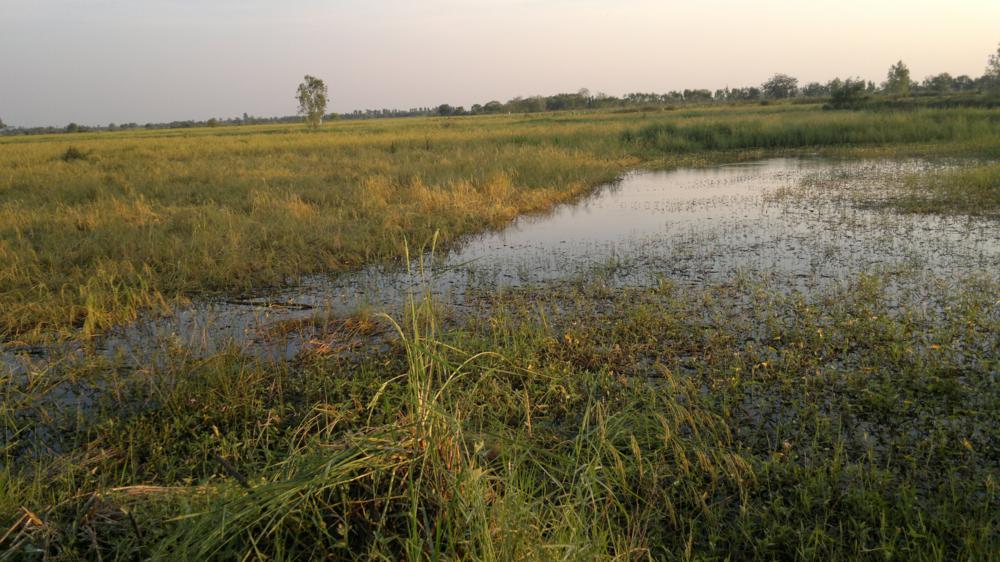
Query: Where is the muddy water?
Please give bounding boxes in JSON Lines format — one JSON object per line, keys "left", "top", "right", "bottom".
{"left": 3, "top": 158, "right": 999, "bottom": 371}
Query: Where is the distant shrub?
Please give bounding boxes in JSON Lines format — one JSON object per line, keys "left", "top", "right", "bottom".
{"left": 61, "top": 147, "right": 90, "bottom": 162}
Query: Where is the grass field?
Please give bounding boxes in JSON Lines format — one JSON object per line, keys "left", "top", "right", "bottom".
{"left": 2, "top": 103, "right": 1000, "bottom": 560}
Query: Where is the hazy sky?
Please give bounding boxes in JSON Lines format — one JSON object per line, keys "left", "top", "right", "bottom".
{"left": 1, "top": 0, "right": 998, "bottom": 127}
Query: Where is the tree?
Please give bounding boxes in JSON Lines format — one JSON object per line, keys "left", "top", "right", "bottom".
{"left": 683, "top": 89, "right": 713, "bottom": 102}
{"left": 826, "top": 78, "right": 868, "bottom": 109}
{"left": 762, "top": 74, "right": 799, "bottom": 99}
{"left": 986, "top": 43, "right": 1000, "bottom": 92}
{"left": 883, "top": 60, "right": 912, "bottom": 95}
{"left": 801, "top": 82, "right": 830, "bottom": 98}
{"left": 922, "top": 73, "right": 954, "bottom": 93}
{"left": 0, "top": 117, "right": 6, "bottom": 130}
{"left": 953, "top": 75, "right": 976, "bottom": 92}
{"left": 296, "top": 75, "right": 328, "bottom": 128}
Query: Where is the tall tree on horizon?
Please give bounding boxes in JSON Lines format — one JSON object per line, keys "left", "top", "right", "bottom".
{"left": 884, "top": 60, "right": 912, "bottom": 95}
{"left": 762, "top": 74, "right": 799, "bottom": 99}
{"left": 296, "top": 75, "right": 329, "bottom": 129}
{"left": 986, "top": 43, "right": 1000, "bottom": 92}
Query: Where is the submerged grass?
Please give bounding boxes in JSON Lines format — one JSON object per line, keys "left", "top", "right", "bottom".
{"left": 892, "top": 162, "right": 1000, "bottom": 216}
{"left": 2, "top": 270, "right": 997, "bottom": 559}
{"left": 3, "top": 105, "right": 1000, "bottom": 341}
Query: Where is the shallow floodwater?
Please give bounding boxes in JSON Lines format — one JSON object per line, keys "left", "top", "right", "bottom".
{"left": 3, "top": 158, "right": 1000, "bottom": 370}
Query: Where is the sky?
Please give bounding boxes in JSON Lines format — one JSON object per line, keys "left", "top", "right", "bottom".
{"left": 1, "top": 0, "right": 998, "bottom": 127}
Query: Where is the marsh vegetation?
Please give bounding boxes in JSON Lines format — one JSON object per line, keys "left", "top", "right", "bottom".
{"left": 2, "top": 103, "right": 999, "bottom": 560}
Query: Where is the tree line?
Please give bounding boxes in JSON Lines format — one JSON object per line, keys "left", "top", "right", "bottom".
{"left": 395, "top": 45, "right": 1000, "bottom": 117}
{"left": 433, "top": 48, "right": 1000, "bottom": 116}
{"left": 3, "top": 44, "right": 999, "bottom": 134}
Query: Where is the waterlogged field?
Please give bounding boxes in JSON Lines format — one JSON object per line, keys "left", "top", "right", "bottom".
{"left": 2, "top": 105, "right": 1000, "bottom": 342}
{"left": 5, "top": 158, "right": 997, "bottom": 370}
{"left": 2, "top": 105, "right": 1000, "bottom": 560}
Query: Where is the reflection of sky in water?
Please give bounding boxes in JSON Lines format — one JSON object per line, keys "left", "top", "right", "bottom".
{"left": 446, "top": 159, "right": 813, "bottom": 280}
{"left": 441, "top": 158, "right": 997, "bottom": 287}
{"left": 457, "top": 161, "right": 796, "bottom": 254}
{"left": 5, "top": 158, "right": 1000, "bottom": 371}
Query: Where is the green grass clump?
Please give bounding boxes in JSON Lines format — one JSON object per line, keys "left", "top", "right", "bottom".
{"left": 59, "top": 147, "right": 90, "bottom": 162}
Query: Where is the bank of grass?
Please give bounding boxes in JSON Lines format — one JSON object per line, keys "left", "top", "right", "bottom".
{"left": 3, "top": 104, "right": 1000, "bottom": 342}
{"left": 2, "top": 271, "right": 997, "bottom": 559}
{"left": 625, "top": 108, "right": 1000, "bottom": 153}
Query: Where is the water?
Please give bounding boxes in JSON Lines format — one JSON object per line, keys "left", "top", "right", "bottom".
{"left": 448, "top": 158, "right": 995, "bottom": 286}
{"left": 3, "top": 157, "right": 999, "bottom": 372}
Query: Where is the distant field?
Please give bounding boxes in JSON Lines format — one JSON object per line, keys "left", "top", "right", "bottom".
{"left": 3, "top": 104, "right": 1000, "bottom": 342}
